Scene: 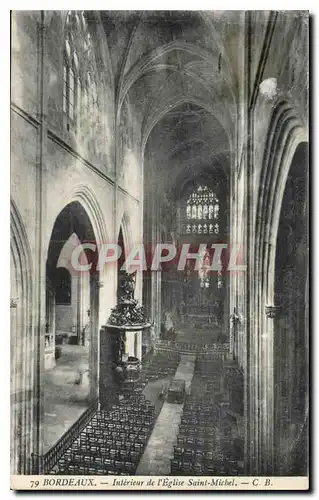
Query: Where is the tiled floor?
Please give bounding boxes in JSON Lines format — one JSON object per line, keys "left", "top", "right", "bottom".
{"left": 43, "top": 345, "right": 90, "bottom": 453}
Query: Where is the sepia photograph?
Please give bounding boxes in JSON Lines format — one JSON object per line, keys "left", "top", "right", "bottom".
{"left": 10, "top": 9, "right": 309, "bottom": 491}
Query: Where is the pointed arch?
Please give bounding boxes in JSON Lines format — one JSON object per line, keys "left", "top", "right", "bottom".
{"left": 48, "top": 184, "right": 109, "bottom": 255}
{"left": 10, "top": 199, "right": 34, "bottom": 474}
{"left": 256, "top": 100, "right": 307, "bottom": 304}
{"left": 71, "top": 184, "right": 109, "bottom": 246}
{"left": 253, "top": 101, "right": 308, "bottom": 474}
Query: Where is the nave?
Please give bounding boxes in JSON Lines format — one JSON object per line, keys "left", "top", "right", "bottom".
{"left": 49, "top": 341, "right": 244, "bottom": 476}
{"left": 10, "top": 10, "right": 308, "bottom": 478}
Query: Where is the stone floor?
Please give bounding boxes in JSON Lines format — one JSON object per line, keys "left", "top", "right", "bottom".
{"left": 136, "top": 354, "right": 196, "bottom": 475}
{"left": 136, "top": 402, "right": 184, "bottom": 475}
{"left": 43, "top": 345, "right": 90, "bottom": 453}
{"left": 175, "top": 323, "right": 224, "bottom": 345}
{"left": 142, "top": 376, "right": 171, "bottom": 418}
{"left": 174, "top": 354, "right": 196, "bottom": 394}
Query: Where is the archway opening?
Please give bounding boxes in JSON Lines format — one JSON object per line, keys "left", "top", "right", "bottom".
{"left": 10, "top": 203, "right": 33, "bottom": 474}
{"left": 175, "top": 179, "right": 229, "bottom": 341}
{"left": 274, "top": 141, "right": 308, "bottom": 474}
{"left": 43, "top": 201, "right": 100, "bottom": 454}
{"left": 143, "top": 102, "right": 230, "bottom": 349}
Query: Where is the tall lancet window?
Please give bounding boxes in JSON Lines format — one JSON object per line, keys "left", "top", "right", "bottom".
{"left": 198, "top": 247, "right": 212, "bottom": 288}
{"left": 184, "top": 185, "right": 220, "bottom": 235}
{"left": 63, "top": 11, "right": 99, "bottom": 132}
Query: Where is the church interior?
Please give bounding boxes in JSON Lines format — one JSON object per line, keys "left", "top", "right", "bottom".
{"left": 10, "top": 10, "right": 308, "bottom": 477}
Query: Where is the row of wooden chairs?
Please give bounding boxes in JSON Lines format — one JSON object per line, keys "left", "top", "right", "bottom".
{"left": 141, "top": 351, "right": 180, "bottom": 381}
{"left": 171, "top": 363, "right": 244, "bottom": 476}
{"left": 174, "top": 441, "right": 243, "bottom": 461}
{"left": 171, "top": 459, "right": 243, "bottom": 476}
{"left": 54, "top": 460, "right": 136, "bottom": 475}
{"left": 176, "top": 435, "right": 222, "bottom": 449}
{"left": 51, "top": 393, "right": 156, "bottom": 475}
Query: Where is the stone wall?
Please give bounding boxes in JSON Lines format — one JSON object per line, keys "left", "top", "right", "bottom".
{"left": 10, "top": 10, "right": 143, "bottom": 472}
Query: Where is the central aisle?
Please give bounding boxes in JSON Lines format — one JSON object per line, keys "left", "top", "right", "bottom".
{"left": 136, "top": 354, "right": 195, "bottom": 475}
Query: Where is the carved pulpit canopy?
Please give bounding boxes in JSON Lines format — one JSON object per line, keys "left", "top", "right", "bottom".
{"left": 118, "top": 271, "right": 136, "bottom": 303}
{"left": 108, "top": 271, "right": 149, "bottom": 327}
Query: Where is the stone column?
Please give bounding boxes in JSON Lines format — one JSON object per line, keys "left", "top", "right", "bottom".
{"left": 134, "top": 331, "right": 142, "bottom": 361}
{"left": 89, "top": 272, "right": 101, "bottom": 403}
{"left": 150, "top": 196, "right": 161, "bottom": 339}
{"left": 76, "top": 274, "right": 82, "bottom": 344}
{"left": 99, "top": 326, "right": 118, "bottom": 408}
{"left": 262, "top": 304, "right": 281, "bottom": 474}
{"left": 229, "top": 309, "right": 241, "bottom": 360}
{"left": 44, "top": 282, "right": 56, "bottom": 370}
{"left": 33, "top": 13, "right": 50, "bottom": 470}
{"left": 134, "top": 271, "right": 143, "bottom": 360}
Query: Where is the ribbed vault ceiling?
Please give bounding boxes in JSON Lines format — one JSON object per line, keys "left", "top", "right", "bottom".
{"left": 101, "top": 10, "right": 240, "bottom": 150}
{"left": 144, "top": 102, "right": 229, "bottom": 197}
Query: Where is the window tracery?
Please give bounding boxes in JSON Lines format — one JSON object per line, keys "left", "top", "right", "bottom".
{"left": 183, "top": 185, "right": 220, "bottom": 235}
{"left": 63, "top": 11, "right": 99, "bottom": 131}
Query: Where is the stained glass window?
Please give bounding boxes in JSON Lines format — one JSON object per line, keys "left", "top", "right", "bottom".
{"left": 198, "top": 247, "right": 212, "bottom": 288}
{"left": 63, "top": 11, "right": 99, "bottom": 130}
{"left": 77, "top": 77, "right": 82, "bottom": 117}
{"left": 63, "top": 64, "right": 68, "bottom": 113}
{"left": 69, "top": 68, "right": 75, "bottom": 120}
{"left": 183, "top": 185, "right": 220, "bottom": 234}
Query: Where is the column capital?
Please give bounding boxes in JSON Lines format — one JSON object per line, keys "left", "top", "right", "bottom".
{"left": 10, "top": 298, "right": 18, "bottom": 308}
{"left": 265, "top": 305, "right": 281, "bottom": 319}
